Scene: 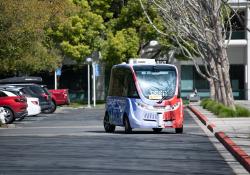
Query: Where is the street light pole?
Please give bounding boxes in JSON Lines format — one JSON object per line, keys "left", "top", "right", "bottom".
{"left": 86, "top": 57, "right": 92, "bottom": 108}
{"left": 54, "top": 70, "right": 57, "bottom": 90}
{"left": 92, "top": 62, "right": 96, "bottom": 107}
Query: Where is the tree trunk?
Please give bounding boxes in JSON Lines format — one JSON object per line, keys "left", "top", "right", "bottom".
{"left": 214, "top": 79, "right": 221, "bottom": 102}
{"left": 220, "top": 49, "right": 235, "bottom": 109}
{"left": 215, "top": 62, "right": 228, "bottom": 105}
{"left": 213, "top": 0, "right": 235, "bottom": 109}
{"left": 209, "top": 78, "right": 216, "bottom": 100}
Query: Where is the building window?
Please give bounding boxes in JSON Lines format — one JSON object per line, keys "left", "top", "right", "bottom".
{"left": 226, "top": 10, "right": 245, "bottom": 39}
{"left": 181, "top": 65, "right": 245, "bottom": 99}
{"left": 230, "top": 65, "right": 245, "bottom": 99}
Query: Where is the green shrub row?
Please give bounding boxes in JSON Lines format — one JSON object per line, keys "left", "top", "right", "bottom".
{"left": 201, "top": 98, "right": 250, "bottom": 118}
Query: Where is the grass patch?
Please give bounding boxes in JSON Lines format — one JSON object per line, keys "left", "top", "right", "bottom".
{"left": 183, "top": 99, "right": 190, "bottom": 105}
{"left": 200, "top": 98, "right": 250, "bottom": 118}
{"left": 67, "top": 102, "right": 84, "bottom": 108}
{"left": 67, "top": 100, "right": 105, "bottom": 108}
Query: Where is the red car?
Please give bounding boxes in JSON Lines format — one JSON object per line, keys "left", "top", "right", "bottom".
{"left": 0, "top": 89, "right": 28, "bottom": 124}
{"left": 48, "top": 89, "right": 70, "bottom": 106}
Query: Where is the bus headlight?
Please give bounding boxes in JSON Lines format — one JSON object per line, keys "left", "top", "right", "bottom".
{"left": 136, "top": 102, "right": 154, "bottom": 110}
{"left": 169, "top": 102, "right": 180, "bottom": 111}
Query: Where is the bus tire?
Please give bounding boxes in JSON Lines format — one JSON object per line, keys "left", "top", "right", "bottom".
{"left": 152, "top": 128, "right": 163, "bottom": 133}
{"left": 103, "top": 113, "right": 115, "bottom": 133}
{"left": 175, "top": 127, "right": 183, "bottom": 134}
{"left": 124, "top": 116, "right": 132, "bottom": 134}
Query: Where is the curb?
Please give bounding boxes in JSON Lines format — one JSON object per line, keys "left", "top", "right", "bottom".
{"left": 188, "top": 105, "right": 250, "bottom": 173}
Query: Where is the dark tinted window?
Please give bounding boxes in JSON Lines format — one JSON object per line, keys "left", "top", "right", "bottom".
{"left": 108, "top": 67, "right": 125, "bottom": 96}
{"left": 125, "top": 71, "right": 139, "bottom": 98}
{"left": 20, "top": 87, "right": 37, "bottom": 97}
{"left": 0, "top": 91, "right": 7, "bottom": 97}
{"left": 108, "top": 67, "right": 139, "bottom": 98}
{"left": 29, "top": 86, "right": 45, "bottom": 95}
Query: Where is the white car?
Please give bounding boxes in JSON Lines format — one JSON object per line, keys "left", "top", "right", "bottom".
{"left": 2, "top": 89, "right": 41, "bottom": 116}
{"left": 0, "top": 107, "right": 7, "bottom": 124}
{"left": 26, "top": 97, "right": 41, "bottom": 116}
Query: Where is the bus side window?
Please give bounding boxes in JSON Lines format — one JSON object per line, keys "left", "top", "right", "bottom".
{"left": 122, "top": 74, "right": 128, "bottom": 97}
{"left": 127, "top": 72, "right": 139, "bottom": 98}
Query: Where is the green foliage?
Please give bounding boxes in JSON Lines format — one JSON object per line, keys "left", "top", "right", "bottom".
{"left": 102, "top": 28, "right": 139, "bottom": 65}
{"left": 236, "top": 105, "right": 250, "bottom": 116}
{"left": 0, "top": 0, "right": 191, "bottom": 74}
{"left": 218, "top": 106, "right": 237, "bottom": 118}
{"left": 201, "top": 99, "right": 250, "bottom": 118}
{"left": 48, "top": 0, "right": 181, "bottom": 67}
{"left": 100, "top": 0, "right": 174, "bottom": 64}
{"left": 200, "top": 98, "right": 212, "bottom": 108}
{"left": 0, "top": 0, "right": 72, "bottom": 74}
{"left": 109, "top": 1, "right": 162, "bottom": 42}
{"left": 48, "top": 0, "right": 105, "bottom": 62}
{"left": 88, "top": 0, "right": 114, "bottom": 20}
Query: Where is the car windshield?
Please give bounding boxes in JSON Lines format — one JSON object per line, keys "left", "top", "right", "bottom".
{"left": 134, "top": 65, "right": 177, "bottom": 100}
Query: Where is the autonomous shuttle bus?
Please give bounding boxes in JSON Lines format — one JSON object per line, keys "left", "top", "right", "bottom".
{"left": 104, "top": 59, "right": 184, "bottom": 133}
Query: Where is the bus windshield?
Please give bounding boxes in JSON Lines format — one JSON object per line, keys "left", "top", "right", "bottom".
{"left": 134, "top": 65, "right": 177, "bottom": 100}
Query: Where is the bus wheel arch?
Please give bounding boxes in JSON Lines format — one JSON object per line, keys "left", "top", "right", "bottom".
{"left": 103, "top": 112, "right": 115, "bottom": 133}
{"left": 123, "top": 114, "right": 132, "bottom": 134}
{"left": 152, "top": 128, "right": 163, "bottom": 133}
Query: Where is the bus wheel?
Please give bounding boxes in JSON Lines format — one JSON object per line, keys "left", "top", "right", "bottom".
{"left": 175, "top": 127, "right": 183, "bottom": 134}
{"left": 124, "top": 116, "right": 132, "bottom": 134}
{"left": 103, "top": 113, "right": 115, "bottom": 133}
{"left": 152, "top": 128, "right": 162, "bottom": 133}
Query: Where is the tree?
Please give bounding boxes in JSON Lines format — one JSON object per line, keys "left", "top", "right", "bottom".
{"left": 140, "top": 0, "right": 235, "bottom": 109}
{"left": 100, "top": 0, "right": 174, "bottom": 65}
{"left": 48, "top": 0, "right": 105, "bottom": 63}
{"left": 102, "top": 28, "right": 140, "bottom": 65}
{"left": 0, "top": 0, "right": 72, "bottom": 74}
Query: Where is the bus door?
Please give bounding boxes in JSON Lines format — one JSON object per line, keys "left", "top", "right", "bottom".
{"left": 108, "top": 97, "right": 126, "bottom": 125}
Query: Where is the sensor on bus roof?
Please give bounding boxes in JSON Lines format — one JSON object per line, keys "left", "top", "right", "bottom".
{"left": 128, "top": 59, "right": 156, "bottom": 65}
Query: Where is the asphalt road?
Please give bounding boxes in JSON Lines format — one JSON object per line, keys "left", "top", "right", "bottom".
{"left": 0, "top": 107, "right": 242, "bottom": 175}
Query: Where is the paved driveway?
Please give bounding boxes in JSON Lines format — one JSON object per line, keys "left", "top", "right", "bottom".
{"left": 0, "top": 107, "right": 247, "bottom": 174}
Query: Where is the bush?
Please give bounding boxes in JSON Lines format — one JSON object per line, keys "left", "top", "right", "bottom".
{"left": 236, "top": 105, "right": 250, "bottom": 117}
{"left": 200, "top": 99, "right": 250, "bottom": 118}
{"left": 218, "top": 106, "right": 237, "bottom": 118}
{"left": 213, "top": 103, "right": 224, "bottom": 115}
{"left": 200, "top": 98, "right": 211, "bottom": 108}
{"left": 206, "top": 100, "right": 216, "bottom": 112}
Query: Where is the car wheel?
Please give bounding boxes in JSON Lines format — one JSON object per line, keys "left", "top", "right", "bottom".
{"left": 124, "top": 116, "right": 132, "bottom": 134}
{"left": 3, "top": 108, "right": 14, "bottom": 124}
{"left": 175, "top": 127, "right": 183, "bottom": 134}
{"left": 103, "top": 113, "right": 115, "bottom": 133}
{"left": 43, "top": 101, "right": 57, "bottom": 114}
{"left": 152, "top": 128, "right": 163, "bottom": 133}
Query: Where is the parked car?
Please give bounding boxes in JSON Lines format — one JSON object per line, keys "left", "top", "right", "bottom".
{"left": 0, "top": 84, "right": 53, "bottom": 114}
{"left": 10, "top": 84, "right": 55, "bottom": 114}
{"left": 48, "top": 88, "right": 70, "bottom": 106}
{"left": 2, "top": 87, "right": 41, "bottom": 116}
{"left": 0, "top": 76, "right": 68, "bottom": 114}
{"left": 0, "top": 89, "right": 28, "bottom": 124}
{"left": 0, "top": 107, "right": 7, "bottom": 124}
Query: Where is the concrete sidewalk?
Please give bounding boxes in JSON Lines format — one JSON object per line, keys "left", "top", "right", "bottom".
{"left": 188, "top": 102, "right": 250, "bottom": 173}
